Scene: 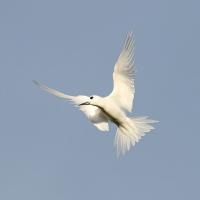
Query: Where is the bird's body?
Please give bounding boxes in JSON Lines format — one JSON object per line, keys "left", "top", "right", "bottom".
{"left": 92, "top": 97, "right": 123, "bottom": 123}
{"left": 34, "top": 32, "right": 157, "bottom": 156}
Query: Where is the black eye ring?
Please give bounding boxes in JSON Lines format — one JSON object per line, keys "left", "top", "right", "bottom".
{"left": 90, "top": 96, "right": 94, "bottom": 99}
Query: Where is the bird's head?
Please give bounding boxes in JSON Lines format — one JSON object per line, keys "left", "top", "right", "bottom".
{"left": 79, "top": 95, "right": 103, "bottom": 107}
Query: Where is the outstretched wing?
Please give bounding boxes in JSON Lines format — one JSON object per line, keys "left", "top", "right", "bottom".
{"left": 33, "top": 80, "right": 75, "bottom": 101}
{"left": 34, "top": 80, "right": 109, "bottom": 131}
{"left": 109, "top": 32, "right": 135, "bottom": 112}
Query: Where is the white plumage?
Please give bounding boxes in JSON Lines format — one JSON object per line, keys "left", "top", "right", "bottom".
{"left": 110, "top": 32, "right": 135, "bottom": 112}
{"left": 34, "top": 32, "right": 157, "bottom": 156}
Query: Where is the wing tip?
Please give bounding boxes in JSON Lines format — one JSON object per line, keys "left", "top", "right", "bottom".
{"left": 128, "top": 31, "right": 134, "bottom": 37}
{"left": 33, "top": 80, "right": 48, "bottom": 92}
{"left": 127, "top": 31, "right": 134, "bottom": 40}
{"left": 33, "top": 80, "right": 41, "bottom": 86}
{"left": 124, "top": 31, "right": 135, "bottom": 51}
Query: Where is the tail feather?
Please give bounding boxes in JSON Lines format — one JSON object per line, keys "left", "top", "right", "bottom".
{"left": 114, "top": 117, "right": 158, "bottom": 156}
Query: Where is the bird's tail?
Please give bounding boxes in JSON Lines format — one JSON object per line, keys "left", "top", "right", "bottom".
{"left": 114, "top": 117, "right": 158, "bottom": 156}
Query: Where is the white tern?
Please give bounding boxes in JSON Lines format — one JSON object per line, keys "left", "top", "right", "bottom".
{"left": 34, "top": 32, "right": 157, "bottom": 156}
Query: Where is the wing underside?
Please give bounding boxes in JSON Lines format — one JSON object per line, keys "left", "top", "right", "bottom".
{"left": 109, "top": 32, "right": 135, "bottom": 112}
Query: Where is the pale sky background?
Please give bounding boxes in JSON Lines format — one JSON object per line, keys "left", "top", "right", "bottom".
{"left": 0, "top": 0, "right": 200, "bottom": 199}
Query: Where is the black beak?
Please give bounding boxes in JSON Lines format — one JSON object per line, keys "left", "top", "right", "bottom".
{"left": 79, "top": 101, "right": 90, "bottom": 106}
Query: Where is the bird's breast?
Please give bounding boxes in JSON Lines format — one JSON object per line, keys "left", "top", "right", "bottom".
{"left": 101, "top": 100, "right": 127, "bottom": 125}
{"left": 79, "top": 105, "right": 102, "bottom": 123}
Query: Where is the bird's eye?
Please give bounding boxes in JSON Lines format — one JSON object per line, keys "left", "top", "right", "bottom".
{"left": 90, "top": 96, "right": 94, "bottom": 99}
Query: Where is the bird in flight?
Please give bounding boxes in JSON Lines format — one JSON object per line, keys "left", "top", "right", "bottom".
{"left": 34, "top": 32, "right": 157, "bottom": 156}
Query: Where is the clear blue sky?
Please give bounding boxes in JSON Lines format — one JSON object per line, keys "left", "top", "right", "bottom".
{"left": 0, "top": 0, "right": 199, "bottom": 199}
